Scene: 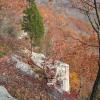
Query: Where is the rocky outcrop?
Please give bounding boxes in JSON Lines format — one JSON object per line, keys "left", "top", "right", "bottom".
{"left": 0, "top": 86, "right": 16, "bottom": 100}
{"left": 11, "top": 54, "right": 38, "bottom": 78}
{"left": 31, "top": 52, "right": 70, "bottom": 93}
{"left": 31, "top": 52, "right": 45, "bottom": 68}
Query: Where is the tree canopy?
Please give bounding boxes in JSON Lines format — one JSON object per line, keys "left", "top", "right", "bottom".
{"left": 22, "top": 0, "right": 44, "bottom": 46}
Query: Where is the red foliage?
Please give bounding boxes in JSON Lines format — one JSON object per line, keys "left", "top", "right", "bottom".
{"left": 63, "top": 91, "right": 78, "bottom": 100}
{"left": 0, "top": 56, "right": 9, "bottom": 63}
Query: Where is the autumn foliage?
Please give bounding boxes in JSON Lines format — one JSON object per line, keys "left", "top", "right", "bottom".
{"left": 0, "top": 0, "right": 99, "bottom": 99}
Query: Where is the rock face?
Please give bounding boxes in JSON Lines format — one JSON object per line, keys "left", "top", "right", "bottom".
{"left": 54, "top": 60, "right": 70, "bottom": 92}
{"left": 11, "top": 51, "right": 70, "bottom": 92}
{"left": 18, "top": 31, "right": 28, "bottom": 39}
{"left": 31, "top": 52, "right": 45, "bottom": 68}
{"left": 11, "top": 55, "right": 38, "bottom": 78}
{"left": 0, "top": 86, "right": 16, "bottom": 100}
{"left": 31, "top": 52, "right": 70, "bottom": 92}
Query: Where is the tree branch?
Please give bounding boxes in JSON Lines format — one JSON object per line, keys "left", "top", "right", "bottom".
{"left": 58, "top": 27, "right": 99, "bottom": 48}
{"left": 82, "top": 0, "right": 95, "bottom": 9}
{"left": 94, "top": 18, "right": 100, "bottom": 30}
{"left": 67, "top": 35, "right": 99, "bottom": 48}
{"left": 86, "top": 12, "right": 99, "bottom": 33}
{"left": 94, "top": 0, "right": 100, "bottom": 26}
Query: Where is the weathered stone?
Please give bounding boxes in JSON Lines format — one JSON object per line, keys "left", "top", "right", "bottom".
{"left": 0, "top": 86, "right": 16, "bottom": 100}
{"left": 31, "top": 52, "right": 70, "bottom": 92}
{"left": 31, "top": 52, "right": 45, "bottom": 68}
{"left": 18, "top": 31, "right": 28, "bottom": 39}
{"left": 11, "top": 55, "right": 38, "bottom": 78}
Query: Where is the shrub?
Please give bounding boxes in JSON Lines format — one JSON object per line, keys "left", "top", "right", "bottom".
{"left": 0, "top": 51, "right": 6, "bottom": 58}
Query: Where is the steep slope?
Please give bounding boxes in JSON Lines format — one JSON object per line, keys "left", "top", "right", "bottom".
{"left": 0, "top": 0, "right": 99, "bottom": 99}
{"left": 39, "top": 4, "right": 98, "bottom": 99}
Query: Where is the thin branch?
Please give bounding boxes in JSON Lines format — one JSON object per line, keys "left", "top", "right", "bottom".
{"left": 82, "top": 0, "right": 95, "bottom": 9}
{"left": 67, "top": 35, "right": 99, "bottom": 48}
{"left": 94, "top": 0, "right": 100, "bottom": 25}
{"left": 70, "top": 4, "right": 88, "bottom": 12}
{"left": 94, "top": 18, "right": 100, "bottom": 30}
{"left": 71, "top": 0, "right": 100, "bottom": 33}
{"left": 82, "top": 0, "right": 100, "bottom": 34}
{"left": 87, "top": 12, "right": 99, "bottom": 33}
{"left": 58, "top": 27, "right": 99, "bottom": 48}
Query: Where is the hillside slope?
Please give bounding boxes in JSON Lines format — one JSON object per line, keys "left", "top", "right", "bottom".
{"left": 0, "top": 0, "right": 99, "bottom": 99}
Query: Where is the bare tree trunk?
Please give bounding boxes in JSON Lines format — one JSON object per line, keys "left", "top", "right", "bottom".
{"left": 29, "top": 35, "right": 33, "bottom": 58}
{"left": 90, "top": 66, "right": 100, "bottom": 100}
{"left": 30, "top": 39, "right": 33, "bottom": 57}
{"left": 90, "top": 33, "right": 100, "bottom": 100}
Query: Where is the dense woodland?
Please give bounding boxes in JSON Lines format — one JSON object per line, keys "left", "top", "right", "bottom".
{"left": 0, "top": 0, "right": 100, "bottom": 100}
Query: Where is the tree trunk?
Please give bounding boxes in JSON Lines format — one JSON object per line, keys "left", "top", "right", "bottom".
{"left": 90, "top": 33, "right": 100, "bottom": 100}
{"left": 90, "top": 67, "right": 100, "bottom": 100}
{"left": 30, "top": 37, "right": 33, "bottom": 58}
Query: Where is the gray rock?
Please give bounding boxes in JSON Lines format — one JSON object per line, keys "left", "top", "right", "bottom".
{"left": 0, "top": 86, "right": 16, "bottom": 100}
{"left": 31, "top": 52, "right": 70, "bottom": 92}
{"left": 31, "top": 52, "right": 45, "bottom": 68}
{"left": 11, "top": 55, "right": 38, "bottom": 78}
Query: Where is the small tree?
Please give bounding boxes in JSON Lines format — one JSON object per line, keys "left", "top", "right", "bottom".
{"left": 22, "top": 0, "right": 44, "bottom": 55}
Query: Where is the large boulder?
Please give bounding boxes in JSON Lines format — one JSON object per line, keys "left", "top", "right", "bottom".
{"left": 0, "top": 86, "right": 16, "bottom": 100}
{"left": 11, "top": 55, "right": 38, "bottom": 78}
{"left": 31, "top": 52, "right": 45, "bottom": 68}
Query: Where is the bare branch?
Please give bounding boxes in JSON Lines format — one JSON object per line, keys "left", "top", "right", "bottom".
{"left": 67, "top": 35, "right": 99, "bottom": 48}
{"left": 82, "top": 0, "right": 95, "bottom": 9}
{"left": 58, "top": 27, "right": 99, "bottom": 48}
{"left": 94, "top": 18, "right": 100, "bottom": 30}
{"left": 87, "top": 12, "right": 99, "bottom": 33}
{"left": 93, "top": 0, "right": 100, "bottom": 25}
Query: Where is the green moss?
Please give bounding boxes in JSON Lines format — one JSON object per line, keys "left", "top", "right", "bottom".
{"left": 0, "top": 51, "right": 6, "bottom": 58}
{"left": 32, "top": 67, "right": 42, "bottom": 73}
